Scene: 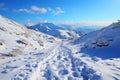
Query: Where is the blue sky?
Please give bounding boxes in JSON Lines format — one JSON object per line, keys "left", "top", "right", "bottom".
{"left": 0, "top": 0, "right": 120, "bottom": 26}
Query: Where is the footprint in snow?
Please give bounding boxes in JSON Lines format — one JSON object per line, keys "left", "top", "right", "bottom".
{"left": 1, "top": 70, "right": 7, "bottom": 74}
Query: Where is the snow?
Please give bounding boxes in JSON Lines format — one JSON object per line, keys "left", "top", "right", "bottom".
{"left": 59, "top": 29, "right": 79, "bottom": 40}
{"left": 0, "top": 15, "right": 120, "bottom": 80}
{"left": 28, "top": 22, "right": 80, "bottom": 39}
{"left": 74, "top": 21, "right": 120, "bottom": 59}
{"left": 0, "top": 15, "right": 59, "bottom": 56}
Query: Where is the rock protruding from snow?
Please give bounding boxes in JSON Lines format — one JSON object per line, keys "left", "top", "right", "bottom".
{"left": 74, "top": 21, "right": 120, "bottom": 59}
{"left": 0, "top": 15, "right": 58, "bottom": 59}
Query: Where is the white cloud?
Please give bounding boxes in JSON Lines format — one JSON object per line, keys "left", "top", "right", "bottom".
{"left": 78, "top": 21, "right": 114, "bottom": 26}
{"left": 14, "top": 6, "right": 64, "bottom": 16}
{"left": 53, "top": 7, "right": 64, "bottom": 16}
{"left": 26, "top": 22, "right": 35, "bottom": 26}
{"left": 14, "top": 6, "right": 47, "bottom": 14}
{"left": 43, "top": 20, "right": 48, "bottom": 23}
{"left": 14, "top": 9, "right": 34, "bottom": 14}
{"left": 57, "top": 21, "right": 114, "bottom": 26}
{"left": 31, "top": 6, "right": 47, "bottom": 13}
{"left": 48, "top": 7, "right": 52, "bottom": 11}
{"left": 25, "top": 19, "right": 35, "bottom": 26}
{"left": 47, "top": 7, "right": 64, "bottom": 16}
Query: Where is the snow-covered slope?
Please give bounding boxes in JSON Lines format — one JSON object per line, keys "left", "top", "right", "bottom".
{"left": 0, "top": 15, "right": 120, "bottom": 80}
{"left": 32, "top": 42, "right": 120, "bottom": 80}
{"left": 74, "top": 21, "right": 120, "bottom": 59}
{"left": 27, "top": 23, "right": 79, "bottom": 39}
{"left": 0, "top": 15, "right": 58, "bottom": 59}
{"left": 0, "top": 15, "right": 61, "bottom": 80}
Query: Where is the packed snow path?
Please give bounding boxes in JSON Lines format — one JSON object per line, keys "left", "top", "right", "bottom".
{"left": 29, "top": 41, "right": 120, "bottom": 80}
{"left": 0, "top": 41, "right": 61, "bottom": 80}
{"left": 0, "top": 41, "right": 120, "bottom": 80}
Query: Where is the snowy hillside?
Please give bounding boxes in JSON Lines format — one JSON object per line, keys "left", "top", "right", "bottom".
{"left": 0, "top": 15, "right": 60, "bottom": 80}
{"left": 0, "top": 15, "right": 58, "bottom": 59}
{"left": 74, "top": 21, "right": 120, "bottom": 59}
{"left": 27, "top": 23, "right": 79, "bottom": 39}
{"left": 0, "top": 15, "right": 120, "bottom": 80}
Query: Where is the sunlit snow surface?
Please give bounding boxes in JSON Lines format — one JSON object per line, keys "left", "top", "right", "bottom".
{"left": 74, "top": 21, "right": 120, "bottom": 59}
{"left": 0, "top": 15, "right": 120, "bottom": 80}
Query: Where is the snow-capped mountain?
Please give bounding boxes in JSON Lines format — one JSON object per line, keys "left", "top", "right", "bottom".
{"left": 74, "top": 21, "right": 120, "bottom": 59}
{"left": 0, "top": 15, "right": 120, "bottom": 80}
{"left": 27, "top": 23, "right": 79, "bottom": 39}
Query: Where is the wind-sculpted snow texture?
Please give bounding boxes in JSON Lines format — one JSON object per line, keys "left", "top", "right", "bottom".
{"left": 0, "top": 15, "right": 120, "bottom": 80}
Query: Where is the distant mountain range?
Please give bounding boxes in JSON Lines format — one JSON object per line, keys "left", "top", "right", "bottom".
{"left": 27, "top": 23, "right": 103, "bottom": 40}
{"left": 59, "top": 24, "right": 104, "bottom": 35}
